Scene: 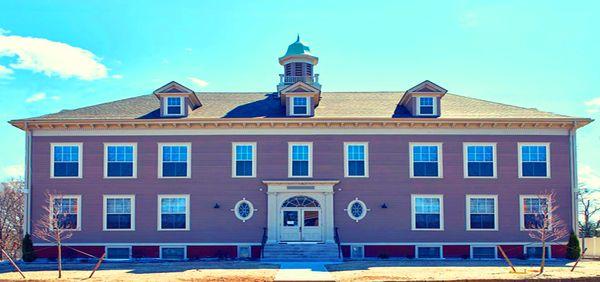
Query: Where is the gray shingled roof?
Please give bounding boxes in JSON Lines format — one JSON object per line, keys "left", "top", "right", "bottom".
{"left": 18, "top": 91, "right": 574, "bottom": 121}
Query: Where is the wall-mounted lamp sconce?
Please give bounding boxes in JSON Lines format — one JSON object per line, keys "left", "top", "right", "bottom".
{"left": 213, "top": 203, "right": 220, "bottom": 209}
{"left": 381, "top": 203, "right": 388, "bottom": 209}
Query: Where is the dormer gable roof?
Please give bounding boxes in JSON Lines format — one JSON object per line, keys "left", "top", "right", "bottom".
{"left": 279, "top": 81, "right": 321, "bottom": 105}
{"left": 400, "top": 80, "right": 447, "bottom": 106}
{"left": 153, "top": 81, "right": 202, "bottom": 108}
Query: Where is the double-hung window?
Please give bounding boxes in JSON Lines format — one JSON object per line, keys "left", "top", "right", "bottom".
{"left": 232, "top": 143, "right": 256, "bottom": 177}
{"left": 520, "top": 195, "right": 549, "bottom": 230}
{"left": 466, "top": 195, "right": 498, "bottom": 231}
{"left": 159, "top": 143, "right": 191, "bottom": 178}
{"left": 412, "top": 195, "right": 443, "bottom": 230}
{"left": 417, "top": 96, "right": 435, "bottom": 115}
{"left": 291, "top": 96, "right": 309, "bottom": 116}
{"left": 410, "top": 143, "right": 442, "bottom": 178}
{"left": 104, "top": 143, "right": 137, "bottom": 178}
{"left": 464, "top": 143, "right": 496, "bottom": 178}
{"left": 165, "top": 96, "right": 184, "bottom": 116}
{"left": 158, "top": 195, "right": 189, "bottom": 230}
{"left": 51, "top": 195, "right": 81, "bottom": 230}
{"left": 344, "top": 142, "right": 368, "bottom": 177}
{"left": 103, "top": 195, "right": 134, "bottom": 231}
{"left": 289, "top": 143, "right": 312, "bottom": 177}
{"left": 51, "top": 143, "right": 82, "bottom": 178}
{"left": 519, "top": 143, "right": 550, "bottom": 178}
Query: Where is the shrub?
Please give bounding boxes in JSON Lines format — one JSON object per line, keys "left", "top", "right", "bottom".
{"left": 566, "top": 231, "right": 581, "bottom": 260}
{"left": 21, "top": 234, "right": 36, "bottom": 262}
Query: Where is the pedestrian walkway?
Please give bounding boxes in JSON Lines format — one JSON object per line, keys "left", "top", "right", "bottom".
{"left": 274, "top": 262, "right": 335, "bottom": 281}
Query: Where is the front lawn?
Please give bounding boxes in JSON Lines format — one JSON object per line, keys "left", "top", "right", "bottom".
{"left": 325, "top": 259, "right": 600, "bottom": 281}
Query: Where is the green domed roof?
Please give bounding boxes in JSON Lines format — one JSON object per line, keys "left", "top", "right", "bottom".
{"left": 282, "top": 35, "right": 313, "bottom": 57}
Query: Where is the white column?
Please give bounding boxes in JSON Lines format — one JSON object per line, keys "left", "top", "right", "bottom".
{"left": 324, "top": 191, "right": 335, "bottom": 243}
{"left": 267, "top": 192, "right": 278, "bottom": 243}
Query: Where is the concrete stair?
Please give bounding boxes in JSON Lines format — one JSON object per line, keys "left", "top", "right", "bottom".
{"left": 262, "top": 243, "right": 342, "bottom": 262}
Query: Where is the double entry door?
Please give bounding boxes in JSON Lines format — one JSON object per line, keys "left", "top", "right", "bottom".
{"left": 280, "top": 207, "right": 322, "bottom": 242}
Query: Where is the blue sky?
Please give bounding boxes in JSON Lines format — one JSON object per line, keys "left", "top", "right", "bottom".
{"left": 0, "top": 1, "right": 598, "bottom": 190}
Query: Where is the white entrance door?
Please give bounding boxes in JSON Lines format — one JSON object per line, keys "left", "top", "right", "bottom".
{"left": 280, "top": 208, "right": 322, "bottom": 242}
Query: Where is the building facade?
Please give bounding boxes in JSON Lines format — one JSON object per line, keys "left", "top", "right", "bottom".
{"left": 11, "top": 37, "right": 592, "bottom": 261}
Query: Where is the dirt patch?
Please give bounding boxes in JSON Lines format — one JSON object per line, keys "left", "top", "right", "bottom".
{"left": 0, "top": 260, "right": 279, "bottom": 282}
{"left": 325, "top": 259, "right": 600, "bottom": 281}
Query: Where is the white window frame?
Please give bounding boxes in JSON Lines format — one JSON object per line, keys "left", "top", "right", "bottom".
{"left": 288, "top": 142, "right": 313, "bottom": 178}
{"left": 157, "top": 194, "right": 190, "bottom": 231}
{"left": 518, "top": 142, "right": 551, "bottom": 179}
{"left": 466, "top": 195, "right": 498, "bottom": 231}
{"left": 463, "top": 143, "right": 497, "bottom": 179}
{"left": 345, "top": 198, "right": 370, "bottom": 222}
{"left": 158, "top": 143, "right": 192, "bottom": 179}
{"left": 409, "top": 142, "right": 443, "bottom": 178}
{"left": 103, "top": 195, "right": 135, "bottom": 231}
{"left": 411, "top": 194, "right": 444, "bottom": 231}
{"left": 163, "top": 96, "right": 185, "bottom": 117}
{"left": 50, "top": 194, "right": 82, "bottom": 231}
{"left": 105, "top": 246, "right": 132, "bottom": 260}
{"left": 350, "top": 245, "right": 365, "bottom": 259}
{"left": 159, "top": 246, "right": 187, "bottom": 260}
{"left": 344, "top": 142, "right": 369, "bottom": 178}
{"left": 232, "top": 198, "right": 256, "bottom": 222}
{"left": 524, "top": 244, "right": 552, "bottom": 260}
{"left": 416, "top": 96, "right": 437, "bottom": 116}
{"left": 231, "top": 142, "right": 256, "bottom": 178}
{"left": 415, "top": 244, "right": 443, "bottom": 259}
{"left": 470, "top": 245, "right": 498, "bottom": 259}
{"left": 237, "top": 245, "right": 252, "bottom": 258}
{"left": 289, "top": 96, "right": 311, "bottom": 116}
{"left": 103, "top": 143, "right": 138, "bottom": 179}
{"left": 519, "top": 194, "right": 552, "bottom": 231}
{"left": 50, "top": 143, "right": 83, "bottom": 179}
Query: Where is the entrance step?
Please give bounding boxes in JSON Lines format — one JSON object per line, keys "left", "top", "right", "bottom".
{"left": 262, "top": 243, "right": 342, "bottom": 262}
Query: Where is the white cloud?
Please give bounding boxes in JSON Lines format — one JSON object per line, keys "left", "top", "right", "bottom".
{"left": 585, "top": 97, "right": 600, "bottom": 114}
{"left": 188, "top": 76, "right": 209, "bottom": 88}
{"left": 25, "top": 92, "right": 47, "bottom": 103}
{"left": 459, "top": 11, "right": 479, "bottom": 28}
{"left": 111, "top": 74, "right": 123, "bottom": 79}
{"left": 0, "top": 28, "right": 9, "bottom": 35}
{"left": 0, "top": 34, "right": 108, "bottom": 80}
{"left": 580, "top": 165, "right": 600, "bottom": 190}
{"left": 1, "top": 164, "right": 23, "bottom": 180}
{"left": 0, "top": 65, "right": 13, "bottom": 78}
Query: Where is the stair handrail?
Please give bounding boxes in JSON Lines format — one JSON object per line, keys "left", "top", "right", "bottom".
{"left": 334, "top": 227, "right": 342, "bottom": 259}
{"left": 261, "top": 227, "right": 268, "bottom": 258}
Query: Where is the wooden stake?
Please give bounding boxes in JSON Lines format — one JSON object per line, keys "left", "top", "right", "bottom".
{"left": 497, "top": 246, "right": 517, "bottom": 273}
{"left": 88, "top": 253, "right": 106, "bottom": 279}
{"left": 570, "top": 248, "right": 587, "bottom": 272}
{"left": 0, "top": 248, "right": 25, "bottom": 279}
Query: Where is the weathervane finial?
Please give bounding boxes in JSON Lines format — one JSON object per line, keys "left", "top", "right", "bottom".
{"left": 296, "top": 34, "right": 300, "bottom": 42}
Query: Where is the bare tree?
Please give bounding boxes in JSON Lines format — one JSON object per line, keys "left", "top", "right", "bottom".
{"left": 33, "top": 191, "right": 74, "bottom": 278}
{"left": 0, "top": 179, "right": 25, "bottom": 259}
{"left": 578, "top": 184, "right": 600, "bottom": 239}
{"left": 527, "top": 191, "right": 569, "bottom": 274}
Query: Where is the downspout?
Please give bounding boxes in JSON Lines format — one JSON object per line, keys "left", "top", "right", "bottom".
{"left": 569, "top": 122, "right": 578, "bottom": 236}
{"left": 23, "top": 122, "right": 32, "bottom": 235}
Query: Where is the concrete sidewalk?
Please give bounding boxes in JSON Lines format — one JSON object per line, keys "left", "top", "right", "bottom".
{"left": 274, "top": 262, "right": 335, "bottom": 281}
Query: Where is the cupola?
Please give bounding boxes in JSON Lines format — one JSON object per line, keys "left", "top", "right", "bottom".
{"left": 153, "top": 81, "right": 201, "bottom": 118}
{"left": 278, "top": 36, "right": 322, "bottom": 117}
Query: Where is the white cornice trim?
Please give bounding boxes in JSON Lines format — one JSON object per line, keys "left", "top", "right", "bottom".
{"left": 31, "top": 127, "right": 570, "bottom": 136}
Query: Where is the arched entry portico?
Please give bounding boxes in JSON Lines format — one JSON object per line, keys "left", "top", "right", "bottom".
{"left": 263, "top": 180, "right": 338, "bottom": 244}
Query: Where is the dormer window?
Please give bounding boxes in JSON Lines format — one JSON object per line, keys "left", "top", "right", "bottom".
{"left": 417, "top": 96, "right": 436, "bottom": 116}
{"left": 291, "top": 96, "right": 310, "bottom": 116}
{"left": 165, "top": 97, "right": 184, "bottom": 116}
